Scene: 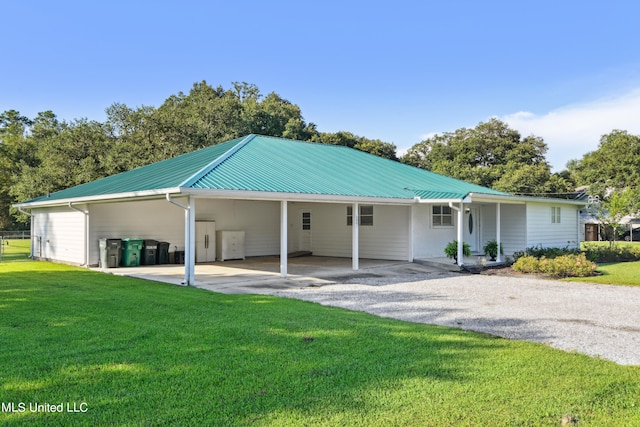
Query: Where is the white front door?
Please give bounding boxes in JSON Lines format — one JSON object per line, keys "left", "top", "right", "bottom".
{"left": 464, "top": 207, "right": 480, "bottom": 252}
{"left": 299, "top": 210, "right": 311, "bottom": 252}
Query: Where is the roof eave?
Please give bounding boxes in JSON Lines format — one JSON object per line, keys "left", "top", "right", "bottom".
{"left": 468, "top": 192, "right": 588, "bottom": 205}
{"left": 181, "top": 188, "right": 429, "bottom": 204}
{"left": 13, "top": 187, "right": 184, "bottom": 209}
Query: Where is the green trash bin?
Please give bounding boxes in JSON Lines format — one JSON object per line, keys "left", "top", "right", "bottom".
{"left": 121, "top": 238, "right": 143, "bottom": 267}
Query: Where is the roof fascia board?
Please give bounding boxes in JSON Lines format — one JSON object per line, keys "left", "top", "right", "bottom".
{"left": 14, "top": 187, "right": 183, "bottom": 208}
{"left": 179, "top": 134, "right": 256, "bottom": 188}
{"left": 180, "top": 188, "right": 421, "bottom": 205}
{"left": 468, "top": 192, "right": 587, "bottom": 206}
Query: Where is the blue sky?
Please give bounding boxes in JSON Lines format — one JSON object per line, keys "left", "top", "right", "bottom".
{"left": 3, "top": 0, "right": 640, "bottom": 171}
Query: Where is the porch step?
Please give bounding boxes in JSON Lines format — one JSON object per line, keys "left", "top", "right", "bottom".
{"left": 413, "top": 258, "right": 464, "bottom": 272}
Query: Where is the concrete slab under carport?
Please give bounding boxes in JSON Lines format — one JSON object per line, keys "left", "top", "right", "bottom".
{"left": 95, "top": 255, "right": 444, "bottom": 294}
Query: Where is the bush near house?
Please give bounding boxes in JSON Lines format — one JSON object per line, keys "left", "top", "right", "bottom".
{"left": 512, "top": 253, "right": 597, "bottom": 278}
{"left": 582, "top": 243, "right": 640, "bottom": 263}
{"left": 512, "top": 245, "right": 581, "bottom": 261}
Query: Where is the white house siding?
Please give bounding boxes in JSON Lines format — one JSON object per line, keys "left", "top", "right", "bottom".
{"left": 288, "top": 202, "right": 410, "bottom": 260}
{"left": 498, "top": 204, "right": 527, "bottom": 255}
{"left": 412, "top": 204, "right": 458, "bottom": 259}
{"left": 32, "top": 206, "right": 86, "bottom": 264}
{"left": 359, "top": 204, "right": 410, "bottom": 260}
{"left": 196, "top": 199, "right": 280, "bottom": 257}
{"left": 481, "top": 204, "right": 496, "bottom": 249}
{"left": 480, "top": 204, "right": 527, "bottom": 256}
{"left": 88, "top": 199, "right": 184, "bottom": 265}
{"left": 526, "top": 203, "right": 580, "bottom": 249}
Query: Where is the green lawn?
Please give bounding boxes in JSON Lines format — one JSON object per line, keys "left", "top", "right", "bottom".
{"left": 566, "top": 261, "right": 640, "bottom": 286}
{"left": 1, "top": 261, "right": 639, "bottom": 426}
{"left": 0, "top": 239, "right": 30, "bottom": 262}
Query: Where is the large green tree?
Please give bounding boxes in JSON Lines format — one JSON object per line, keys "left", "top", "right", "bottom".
{"left": 11, "top": 117, "right": 115, "bottom": 206}
{"left": 311, "top": 131, "right": 398, "bottom": 160}
{"left": 569, "top": 130, "right": 640, "bottom": 196}
{"left": 401, "top": 118, "right": 573, "bottom": 195}
{"left": 6, "top": 81, "right": 399, "bottom": 227}
{"left": 0, "top": 110, "right": 36, "bottom": 228}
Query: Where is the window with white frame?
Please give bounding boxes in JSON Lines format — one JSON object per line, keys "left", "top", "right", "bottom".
{"left": 432, "top": 205, "right": 453, "bottom": 227}
{"left": 347, "top": 205, "right": 374, "bottom": 226}
{"left": 551, "top": 206, "right": 561, "bottom": 224}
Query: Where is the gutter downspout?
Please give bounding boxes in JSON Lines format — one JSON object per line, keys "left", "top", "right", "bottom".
{"left": 166, "top": 194, "right": 195, "bottom": 286}
{"left": 449, "top": 202, "right": 464, "bottom": 267}
{"left": 69, "top": 202, "right": 89, "bottom": 267}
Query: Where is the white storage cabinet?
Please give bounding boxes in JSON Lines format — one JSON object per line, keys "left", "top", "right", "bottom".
{"left": 216, "top": 230, "right": 245, "bottom": 261}
{"left": 195, "top": 221, "right": 216, "bottom": 263}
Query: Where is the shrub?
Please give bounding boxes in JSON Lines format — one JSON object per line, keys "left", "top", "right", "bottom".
{"left": 513, "top": 245, "right": 581, "bottom": 262}
{"left": 512, "top": 253, "right": 597, "bottom": 278}
{"left": 511, "top": 255, "right": 540, "bottom": 273}
{"left": 582, "top": 243, "right": 640, "bottom": 263}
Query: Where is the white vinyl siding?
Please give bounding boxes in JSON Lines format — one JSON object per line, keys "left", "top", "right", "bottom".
{"left": 526, "top": 203, "right": 579, "bottom": 248}
{"left": 32, "top": 207, "right": 85, "bottom": 264}
{"left": 89, "top": 199, "right": 184, "bottom": 266}
{"left": 413, "top": 204, "right": 457, "bottom": 258}
{"left": 195, "top": 199, "right": 281, "bottom": 257}
{"left": 294, "top": 203, "right": 410, "bottom": 260}
{"left": 498, "top": 204, "right": 527, "bottom": 255}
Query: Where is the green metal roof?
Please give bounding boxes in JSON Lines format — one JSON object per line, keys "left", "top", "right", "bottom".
{"left": 21, "top": 134, "right": 506, "bottom": 205}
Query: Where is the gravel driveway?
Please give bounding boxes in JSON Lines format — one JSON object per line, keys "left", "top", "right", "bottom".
{"left": 265, "top": 271, "right": 640, "bottom": 365}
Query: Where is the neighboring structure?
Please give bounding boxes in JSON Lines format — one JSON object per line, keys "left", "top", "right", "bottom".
{"left": 15, "top": 134, "right": 585, "bottom": 285}
{"left": 574, "top": 189, "right": 640, "bottom": 241}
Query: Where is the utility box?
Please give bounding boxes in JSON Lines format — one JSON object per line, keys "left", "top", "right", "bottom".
{"left": 157, "top": 241, "right": 170, "bottom": 264}
{"left": 142, "top": 240, "right": 159, "bottom": 265}
{"left": 99, "top": 238, "right": 122, "bottom": 268}
{"left": 121, "top": 238, "right": 143, "bottom": 267}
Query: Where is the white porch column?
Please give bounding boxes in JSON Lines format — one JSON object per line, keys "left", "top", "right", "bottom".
{"left": 280, "top": 200, "right": 288, "bottom": 278}
{"left": 352, "top": 202, "right": 359, "bottom": 270}
{"left": 184, "top": 196, "right": 196, "bottom": 286}
{"left": 408, "top": 204, "right": 415, "bottom": 262}
{"left": 496, "top": 203, "right": 502, "bottom": 263}
{"left": 457, "top": 202, "right": 464, "bottom": 266}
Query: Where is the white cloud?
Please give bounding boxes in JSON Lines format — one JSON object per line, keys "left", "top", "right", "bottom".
{"left": 501, "top": 89, "right": 640, "bottom": 171}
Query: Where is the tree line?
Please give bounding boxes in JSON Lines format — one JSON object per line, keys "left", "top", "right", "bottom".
{"left": 1, "top": 80, "right": 638, "bottom": 229}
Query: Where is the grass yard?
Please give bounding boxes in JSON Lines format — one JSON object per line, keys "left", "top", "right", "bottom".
{"left": 574, "top": 241, "right": 640, "bottom": 286}
{"left": 566, "top": 261, "right": 640, "bottom": 286}
{"left": 0, "top": 239, "right": 30, "bottom": 262}
{"left": 1, "top": 261, "right": 640, "bottom": 426}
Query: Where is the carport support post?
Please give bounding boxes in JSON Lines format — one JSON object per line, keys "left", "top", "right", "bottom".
{"left": 185, "top": 196, "right": 196, "bottom": 286}
{"left": 457, "top": 203, "right": 464, "bottom": 266}
{"left": 449, "top": 202, "right": 464, "bottom": 267}
{"left": 280, "top": 200, "right": 287, "bottom": 278}
{"left": 496, "top": 203, "right": 502, "bottom": 263}
{"left": 352, "top": 202, "right": 359, "bottom": 270}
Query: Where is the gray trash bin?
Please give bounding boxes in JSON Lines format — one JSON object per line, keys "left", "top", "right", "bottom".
{"left": 142, "top": 240, "right": 159, "bottom": 265}
{"left": 157, "top": 242, "right": 170, "bottom": 264}
{"left": 99, "top": 238, "right": 122, "bottom": 268}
